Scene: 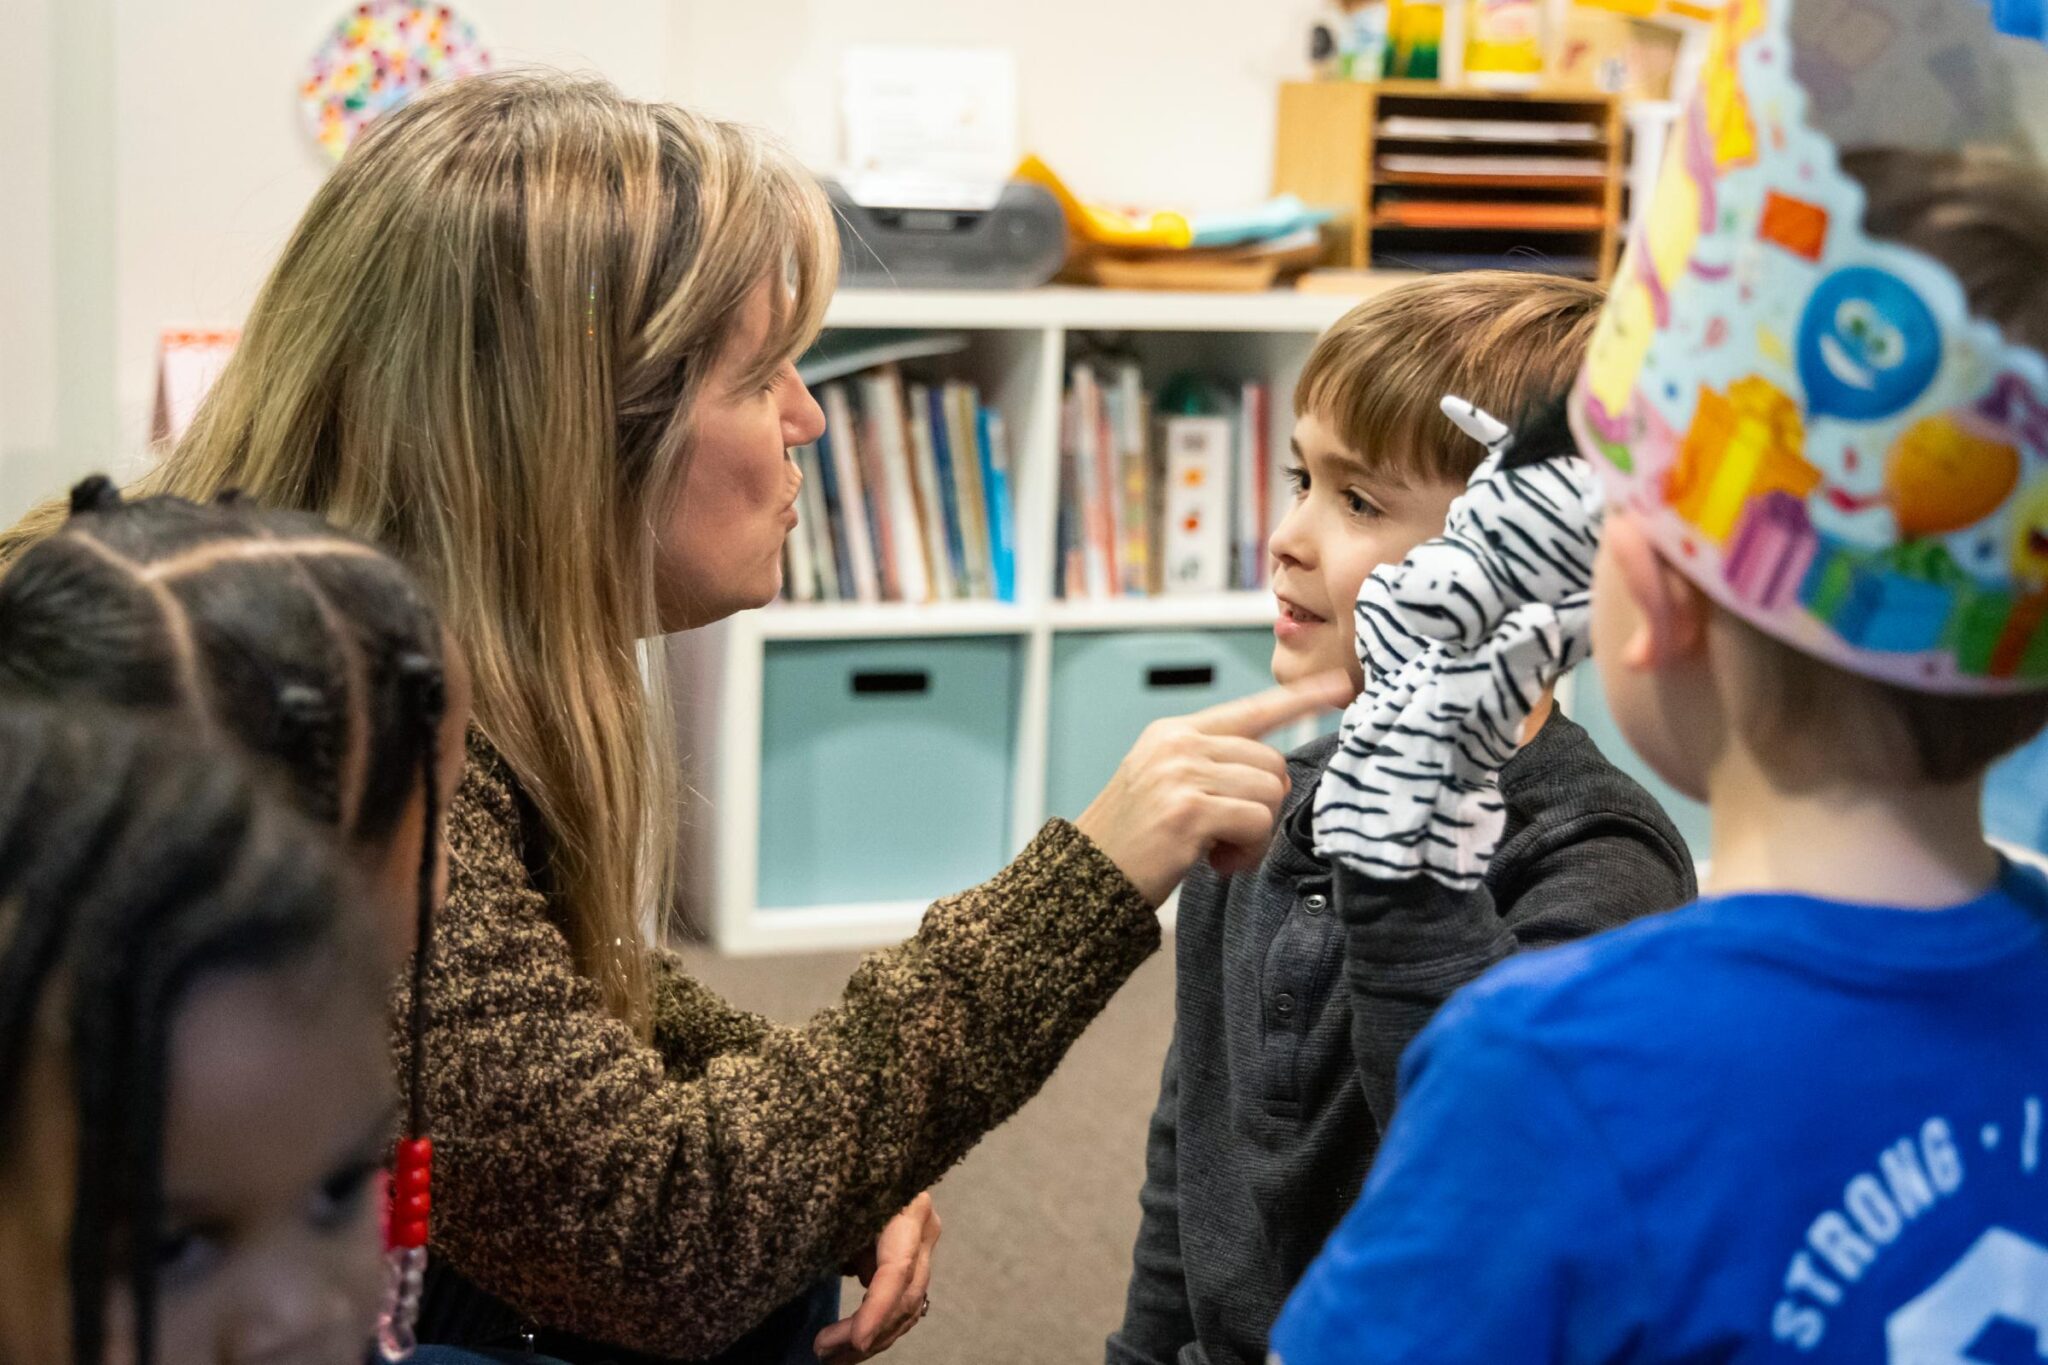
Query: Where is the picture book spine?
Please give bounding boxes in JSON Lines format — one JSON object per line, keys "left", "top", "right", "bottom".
{"left": 977, "top": 404, "right": 1017, "bottom": 604}
{"left": 946, "top": 381, "right": 995, "bottom": 598}
{"left": 925, "top": 383, "right": 970, "bottom": 594}
{"left": 862, "top": 368, "right": 929, "bottom": 602}
{"left": 1249, "top": 381, "right": 1271, "bottom": 588}
{"left": 906, "top": 382, "right": 956, "bottom": 600}
{"left": 1058, "top": 383, "right": 1082, "bottom": 599}
{"left": 797, "top": 442, "right": 840, "bottom": 602}
{"left": 1235, "top": 381, "right": 1260, "bottom": 590}
{"left": 1115, "top": 362, "right": 1151, "bottom": 596}
{"left": 1090, "top": 374, "right": 1120, "bottom": 598}
{"left": 1162, "top": 415, "right": 1232, "bottom": 595}
{"left": 820, "top": 384, "right": 881, "bottom": 603}
{"left": 853, "top": 382, "right": 903, "bottom": 601}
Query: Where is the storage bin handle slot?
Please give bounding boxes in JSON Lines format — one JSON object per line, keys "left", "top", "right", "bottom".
{"left": 1146, "top": 665, "right": 1216, "bottom": 689}
{"left": 851, "top": 669, "right": 931, "bottom": 696}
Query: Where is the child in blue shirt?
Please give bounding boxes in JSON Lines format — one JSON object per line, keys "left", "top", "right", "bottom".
{"left": 1270, "top": 0, "right": 2048, "bottom": 1358}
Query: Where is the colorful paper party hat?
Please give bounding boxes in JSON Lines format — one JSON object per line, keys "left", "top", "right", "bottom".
{"left": 1569, "top": 0, "right": 2048, "bottom": 691}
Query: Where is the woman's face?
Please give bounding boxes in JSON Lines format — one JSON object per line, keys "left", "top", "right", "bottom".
{"left": 655, "top": 280, "right": 827, "bottom": 633}
{"left": 0, "top": 962, "right": 392, "bottom": 1365}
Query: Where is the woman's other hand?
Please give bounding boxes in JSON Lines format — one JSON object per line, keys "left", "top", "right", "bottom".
{"left": 814, "top": 1192, "right": 941, "bottom": 1364}
{"left": 1077, "top": 671, "right": 1354, "bottom": 906}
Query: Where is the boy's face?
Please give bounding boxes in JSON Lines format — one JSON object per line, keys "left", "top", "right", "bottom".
{"left": 1270, "top": 411, "right": 1466, "bottom": 691}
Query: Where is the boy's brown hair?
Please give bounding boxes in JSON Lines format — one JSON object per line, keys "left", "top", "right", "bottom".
{"left": 1295, "top": 270, "right": 1605, "bottom": 486}
{"left": 1725, "top": 148, "right": 2048, "bottom": 785}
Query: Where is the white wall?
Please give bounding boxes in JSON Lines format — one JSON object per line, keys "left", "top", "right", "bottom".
{"left": 2, "top": 0, "right": 1315, "bottom": 522}
{"left": 0, "top": 0, "right": 79, "bottom": 521}
{"left": 669, "top": 0, "right": 1322, "bottom": 210}
{"left": 105, "top": 0, "right": 677, "bottom": 457}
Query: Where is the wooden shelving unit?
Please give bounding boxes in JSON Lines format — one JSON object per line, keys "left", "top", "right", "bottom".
{"left": 1273, "top": 81, "right": 1626, "bottom": 280}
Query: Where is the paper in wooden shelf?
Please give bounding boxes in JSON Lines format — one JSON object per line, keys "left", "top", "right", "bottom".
{"left": 1376, "top": 114, "right": 1604, "bottom": 143}
{"left": 1373, "top": 200, "right": 1608, "bottom": 230}
{"left": 1378, "top": 152, "right": 1608, "bottom": 179}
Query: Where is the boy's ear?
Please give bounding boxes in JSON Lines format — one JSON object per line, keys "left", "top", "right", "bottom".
{"left": 1606, "top": 514, "right": 1708, "bottom": 671}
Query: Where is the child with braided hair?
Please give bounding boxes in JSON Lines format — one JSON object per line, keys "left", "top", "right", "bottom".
{"left": 0, "top": 477, "right": 470, "bottom": 968}
{"left": 0, "top": 479, "right": 473, "bottom": 1361}
{"left": 0, "top": 702, "right": 393, "bottom": 1365}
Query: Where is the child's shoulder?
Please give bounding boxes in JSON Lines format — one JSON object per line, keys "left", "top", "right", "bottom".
{"left": 1498, "top": 713, "right": 1693, "bottom": 867}
{"left": 1427, "top": 897, "right": 1741, "bottom": 1057}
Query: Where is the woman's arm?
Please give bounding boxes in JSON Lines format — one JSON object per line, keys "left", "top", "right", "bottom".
{"left": 417, "top": 749, "right": 1158, "bottom": 1359}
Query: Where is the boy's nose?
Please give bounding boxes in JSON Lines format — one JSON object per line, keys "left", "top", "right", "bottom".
{"left": 1269, "top": 502, "right": 1315, "bottom": 569}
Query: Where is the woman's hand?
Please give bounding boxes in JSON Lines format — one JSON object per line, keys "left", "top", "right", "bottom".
{"left": 1077, "top": 672, "right": 1354, "bottom": 906}
{"left": 813, "top": 1192, "right": 941, "bottom": 1364}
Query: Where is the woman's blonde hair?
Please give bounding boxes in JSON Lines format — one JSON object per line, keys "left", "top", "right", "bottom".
{"left": 2, "top": 72, "right": 838, "bottom": 1033}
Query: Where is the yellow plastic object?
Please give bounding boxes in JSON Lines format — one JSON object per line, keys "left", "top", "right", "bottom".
{"left": 1013, "top": 155, "right": 1194, "bottom": 251}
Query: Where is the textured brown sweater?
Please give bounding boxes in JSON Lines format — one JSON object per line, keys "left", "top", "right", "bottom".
{"left": 409, "top": 733, "right": 1159, "bottom": 1358}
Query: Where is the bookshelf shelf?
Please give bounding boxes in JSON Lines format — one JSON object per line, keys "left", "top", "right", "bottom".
{"left": 1045, "top": 592, "right": 1276, "bottom": 633}
{"left": 750, "top": 600, "right": 1034, "bottom": 640}
{"left": 673, "top": 284, "right": 1393, "bottom": 954}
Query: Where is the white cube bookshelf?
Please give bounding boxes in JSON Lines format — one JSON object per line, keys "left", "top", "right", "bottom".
{"left": 671, "top": 283, "right": 1409, "bottom": 955}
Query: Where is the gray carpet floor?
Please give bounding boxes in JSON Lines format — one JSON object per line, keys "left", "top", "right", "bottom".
{"left": 671, "top": 937, "right": 1176, "bottom": 1365}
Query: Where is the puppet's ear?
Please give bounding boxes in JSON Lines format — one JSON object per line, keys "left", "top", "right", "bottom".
{"left": 1439, "top": 395, "right": 1510, "bottom": 452}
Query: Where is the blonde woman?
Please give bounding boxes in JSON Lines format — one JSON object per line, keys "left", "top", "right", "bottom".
{"left": 2, "top": 73, "right": 1344, "bottom": 1365}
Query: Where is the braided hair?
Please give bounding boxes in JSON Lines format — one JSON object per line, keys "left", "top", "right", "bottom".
{"left": 0, "top": 480, "right": 453, "bottom": 1363}
{"left": 0, "top": 702, "right": 378, "bottom": 1365}
{"left": 0, "top": 478, "right": 449, "bottom": 846}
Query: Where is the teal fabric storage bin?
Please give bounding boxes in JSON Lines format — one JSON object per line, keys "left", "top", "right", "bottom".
{"left": 1565, "top": 661, "right": 1712, "bottom": 861}
{"left": 758, "top": 636, "right": 1020, "bottom": 908}
{"left": 1045, "top": 628, "right": 1276, "bottom": 820}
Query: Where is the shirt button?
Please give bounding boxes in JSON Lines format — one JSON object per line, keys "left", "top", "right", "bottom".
{"left": 1276, "top": 993, "right": 1297, "bottom": 1018}
{"left": 1302, "top": 893, "right": 1328, "bottom": 915}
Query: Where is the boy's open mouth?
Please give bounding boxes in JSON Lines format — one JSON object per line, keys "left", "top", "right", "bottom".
{"left": 1278, "top": 596, "right": 1327, "bottom": 625}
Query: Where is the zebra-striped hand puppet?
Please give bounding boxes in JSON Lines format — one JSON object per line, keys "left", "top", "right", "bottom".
{"left": 1311, "top": 396, "right": 1604, "bottom": 890}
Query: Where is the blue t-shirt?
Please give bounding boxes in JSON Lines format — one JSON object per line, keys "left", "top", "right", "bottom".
{"left": 1270, "top": 863, "right": 2048, "bottom": 1364}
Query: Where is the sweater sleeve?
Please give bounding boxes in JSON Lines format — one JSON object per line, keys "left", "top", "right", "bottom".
{"left": 417, "top": 745, "right": 1160, "bottom": 1358}
{"left": 648, "top": 952, "right": 773, "bottom": 1075}
{"left": 1335, "top": 811, "right": 1693, "bottom": 1140}
{"left": 1105, "top": 1036, "right": 1196, "bottom": 1365}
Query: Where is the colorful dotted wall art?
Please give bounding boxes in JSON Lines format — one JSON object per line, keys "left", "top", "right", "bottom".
{"left": 300, "top": 2, "right": 492, "bottom": 162}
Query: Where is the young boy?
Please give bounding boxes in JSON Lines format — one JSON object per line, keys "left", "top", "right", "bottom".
{"left": 1106, "top": 273, "right": 1698, "bottom": 1365}
{"left": 1269, "top": 3, "right": 2048, "bottom": 1359}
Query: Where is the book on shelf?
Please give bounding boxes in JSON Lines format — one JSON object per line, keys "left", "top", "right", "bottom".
{"left": 818, "top": 388, "right": 880, "bottom": 604}
{"left": 980, "top": 407, "right": 1017, "bottom": 603}
{"left": 1161, "top": 415, "right": 1233, "bottom": 595}
{"left": 944, "top": 381, "right": 997, "bottom": 599}
{"left": 860, "top": 368, "right": 932, "bottom": 604}
{"left": 795, "top": 443, "right": 839, "bottom": 602}
{"left": 853, "top": 386, "right": 904, "bottom": 601}
{"left": 780, "top": 367, "right": 1015, "bottom": 606}
{"left": 1059, "top": 364, "right": 1277, "bottom": 600}
{"left": 905, "top": 383, "right": 958, "bottom": 600}
{"left": 1111, "top": 362, "right": 1153, "bottom": 596}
